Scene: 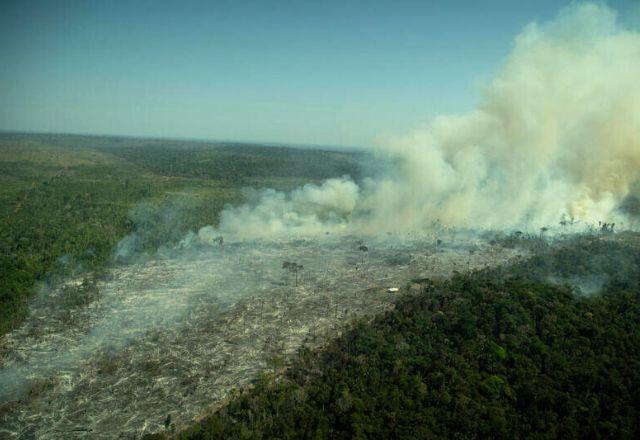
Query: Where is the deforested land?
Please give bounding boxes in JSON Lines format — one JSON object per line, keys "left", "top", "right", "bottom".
{"left": 0, "top": 133, "right": 639, "bottom": 439}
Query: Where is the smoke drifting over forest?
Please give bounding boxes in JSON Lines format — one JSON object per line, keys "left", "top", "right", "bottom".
{"left": 203, "top": 3, "right": 640, "bottom": 241}
{"left": 1, "top": 3, "right": 639, "bottom": 437}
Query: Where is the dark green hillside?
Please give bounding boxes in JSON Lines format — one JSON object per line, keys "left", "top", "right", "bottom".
{"left": 175, "top": 235, "right": 640, "bottom": 439}
{"left": 0, "top": 133, "right": 363, "bottom": 335}
{"left": 94, "top": 143, "right": 363, "bottom": 187}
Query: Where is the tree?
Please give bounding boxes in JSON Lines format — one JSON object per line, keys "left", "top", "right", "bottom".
{"left": 599, "top": 222, "right": 615, "bottom": 233}
{"left": 282, "top": 261, "right": 303, "bottom": 286}
{"left": 358, "top": 245, "right": 368, "bottom": 265}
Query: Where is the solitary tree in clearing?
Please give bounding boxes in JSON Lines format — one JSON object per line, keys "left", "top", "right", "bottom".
{"left": 358, "top": 245, "right": 368, "bottom": 265}
{"left": 282, "top": 261, "right": 304, "bottom": 286}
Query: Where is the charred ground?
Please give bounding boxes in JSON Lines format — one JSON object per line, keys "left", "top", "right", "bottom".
{"left": 172, "top": 233, "right": 640, "bottom": 440}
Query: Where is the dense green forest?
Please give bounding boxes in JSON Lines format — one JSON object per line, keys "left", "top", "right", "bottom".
{"left": 170, "top": 234, "right": 640, "bottom": 439}
{"left": 0, "top": 133, "right": 363, "bottom": 335}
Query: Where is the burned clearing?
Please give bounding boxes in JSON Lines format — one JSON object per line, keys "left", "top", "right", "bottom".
{"left": 0, "top": 233, "right": 522, "bottom": 438}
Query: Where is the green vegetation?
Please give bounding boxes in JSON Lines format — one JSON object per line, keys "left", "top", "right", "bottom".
{"left": 0, "top": 133, "right": 363, "bottom": 335}
{"left": 175, "top": 235, "right": 640, "bottom": 439}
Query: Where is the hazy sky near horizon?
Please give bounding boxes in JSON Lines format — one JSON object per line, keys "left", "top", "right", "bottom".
{"left": 1, "top": 0, "right": 637, "bottom": 147}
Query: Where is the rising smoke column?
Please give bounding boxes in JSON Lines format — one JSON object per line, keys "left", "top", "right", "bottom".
{"left": 369, "top": 2, "right": 640, "bottom": 231}
{"left": 204, "top": 2, "right": 640, "bottom": 241}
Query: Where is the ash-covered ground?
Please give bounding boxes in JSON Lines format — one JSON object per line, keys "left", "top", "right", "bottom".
{"left": 0, "top": 233, "right": 523, "bottom": 438}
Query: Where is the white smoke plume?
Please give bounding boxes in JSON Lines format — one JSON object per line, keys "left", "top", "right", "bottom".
{"left": 215, "top": 178, "right": 360, "bottom": 238}
{"left": 203, "top": 2, "right": 640, "bottom": 241}
{"left": 373, "top": 2, "right": 640, "bottom": 231}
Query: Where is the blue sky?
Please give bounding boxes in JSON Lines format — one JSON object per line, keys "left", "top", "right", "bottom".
{"left": 0, "top": 0, "right": 636, "bottom": 147}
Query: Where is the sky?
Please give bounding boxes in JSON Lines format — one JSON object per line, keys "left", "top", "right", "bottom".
{"left": 0, "top": 0, "right": 637, "bottom": 148}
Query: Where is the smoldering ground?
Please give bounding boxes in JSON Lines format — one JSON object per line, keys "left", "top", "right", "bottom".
{"left": 0, "top": 232, "right": 525, "bottom": 438}
{"left": 1, "top": 1, "right": 639, "bottom": 438}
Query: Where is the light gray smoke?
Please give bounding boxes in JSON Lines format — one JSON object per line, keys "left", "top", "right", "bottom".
{"left": 198, "top": 2, "right": 639, "bottom": 241}
{"left": 371, "top": 2, "right": 640, "bottom": 231}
